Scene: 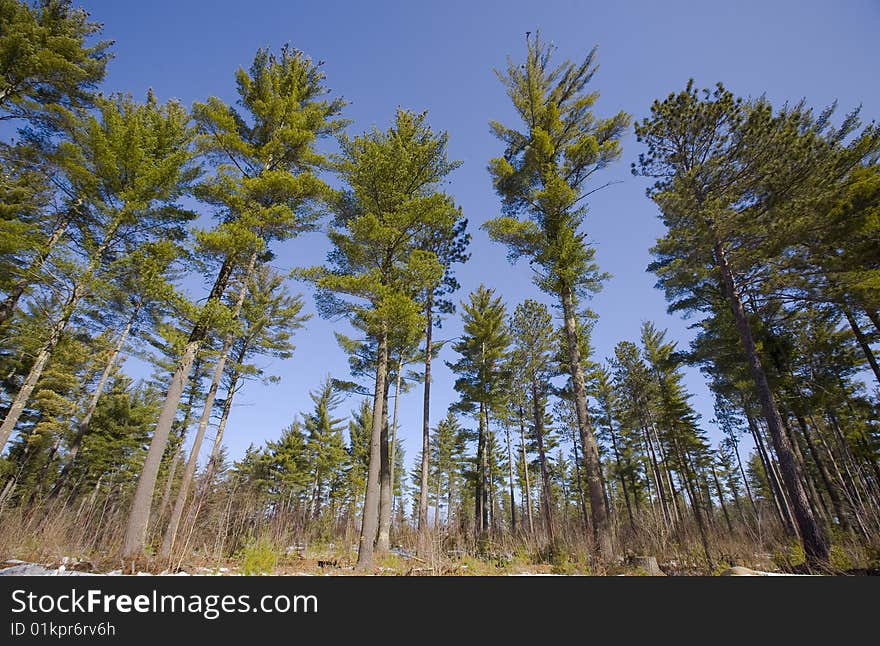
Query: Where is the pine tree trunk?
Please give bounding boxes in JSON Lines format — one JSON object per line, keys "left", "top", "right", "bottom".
{"left": 52, "top": 306, "right": 138, "bottom": 495}
{"left": 673, "top": 437, "right": 712, "bottom": 565}
{"left": 356, "top": 326, "right": 388, "bottom": 570}
{"left": 203, "top": 364, "right": 242, "bottom": 488}
{"left": 599, "top": 458, "right": 611, "bottom": 521}
{"left": 487, "top": 427, "right": 497, "bottom": 534}
{"left": 863, "top": 307, "right": 880, "bottom": 335}
{"left": 748, "top": 410, "right": 796, "bottom": 534}
{"left": 713, "top": 239, "right": 829, "bottom": 565}
{"left": 474, "top": 401, "right": 486, "bottom": 540}
{"left": 711, "top": 465, "right": 733, "bottom": 533}
{"left": 559, "top": 285, "right": 612, "bottom": 560}
{"left": 504, "top": 423, "right": 517, "bottom": 533}
{"left": 389, "top": 361, "right": 403, "bottom": 524}
{"left": 649, "top": 418, "right": 680, "bottom": 525}
{"left": 0, "top": 283, "right": 82, "bottom": 448}
{"left": 376, "top": 372, "right": 393, "bottom": 553}
{"left": 644, "top": 426, "right": 671, "bottom": 529}
{"left": 121, "top": 254, "right": 236, "bottom": 558}
{"left": 605, "top": 406, "right": 635, "bottom": 531}
{"left": 570, "top": 422, "right": 590, "bottom": 535}
{"left": 155, "top": 363, "right": 202, "bottom": 526}
{"left": 446, "top": 468, "right": 455, "bottom": 527}
{"left": 531, "top": 380, "right": 555, "bottom": 545}
{"left": 418, "top": 293, "right": 433, "bottom": 535}
{"left": 843, "top": 307, "right": 880, "bottom": 385}
{"left": 517, "top": 405, "right": 534, "bottom": 535}
{"left": 818, "top": 421, "right": 871, "bottom": 538}
{"left": 819, "top": 412, "right": 874, "bottom": 536}
{"left": 157, "top": 447, "right": 182, "bottom": 526}
{"left": 780, "top": 414, "right": 829, "bottom": 525}
{"left": 793, "top": 412, "right": 848, "bottom": 532}
{"left": 160, "top": 254, "right": 254, "bottom": 559}
{"left": 433, "top": 468, "right": 441, "bottom": 531}
{"left": 732, "top": 438, "right": 759, "bottom": 521}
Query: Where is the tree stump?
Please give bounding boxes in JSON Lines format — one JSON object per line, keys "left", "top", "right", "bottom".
{"left": 632, "top": 556, "right": 663, "bottom": 576}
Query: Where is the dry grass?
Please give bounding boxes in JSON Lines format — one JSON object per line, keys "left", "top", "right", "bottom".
{"left": 2, "top": 498, "right": 877, "bottom": 576}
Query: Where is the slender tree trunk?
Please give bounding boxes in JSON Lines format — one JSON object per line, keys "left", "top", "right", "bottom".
{"left": 433, "top": 467, "right": 442, "bottom": 531}
{"left": 649, "top": 418, "right": 680, "bottom": 525}
{"left": 160, "top": 254, "right": 255, "bottom": 558}
{"left": 157, "top": 447, "right": 182, "bottom": 523}
{"left": 570, "top": 421, "right": 590, "bottom": 535}
{"left": 781, "top": 414, "right": 829, "bottom": 525}
{"left": 673, "top": 437, "right": 712, "bottom": 565}
{"left": 820, "top": 431, "right": 872, "bottom": 538}
{"left": 559, "top": 285, "right": 611, "bottom": 560}
{"left": 122, "top": 254, "right": 236, "bottom": 558}
{"left": 644, "top": 426, "right": 670, "bottom": 528}
{"left": 794, "top": 412, "right": 848, "bottom": 532}
{"left": 0, "top": 213, "right": 68, "bottom": 327}
{"left": 830, "top": 408, "right": 880, "bottom": 509}
{"left": 732, "top": 438, "right": 759, "bottom": 520}
{"left": 531, "top": 380, "right": 555, "bottom": 544}
{"left": 818, "top": 413, "right": 873, "bottom": 536}
{"left": 202, "top": 368, "right": 242, "bottom": 489}
{"left": 418, "top": 292, "right": 433, "bottom": 535}
{"left": 356, "top": 326, "right": 388, "bottom": 570}
{"left": 712, "top": 465, "right": 733, "bottom": 533}
{"left": 604, "top": 407, "right": 635, "bottom": 531}
{"left": 155, "top": 369, "right": 201, "bottom": 526}
{"left": 447, "top": 468, "right": 455, "bottom": 526}
{"left": 517, "top": 405, "right": 534, "bottom": 535}
{"left": 376, "top": 364, "right": 400, "bottom": 554}
{"left": 0, "top": 284, "right": 82, "bottom": 447}
{"left": 504, "top": 423, "right": 517, "bottom": 533}
{"left": 599, "top": 455, "right": 611, "bottom": 520}
{"left": 843, "top": 307, "right": 880, "bottom": 385}
{"left": 863, "top": 307, "right": 880, "bottom": 335}
{"left": 52, "top": 307, "right": 139, "bottom": 495}
{"left": 487, "top": 427, "right": 497, "bottom": 534}
{"left": 388, "top": 362, "right": 402, "bottom": 522}
{"left": 713, "top": 239, "right": 828, "bottom": 564}
{"left": 474, "top": 401, "right": 486, "bottom": 540}
{"left": 748, "top": 411, "right": 795, "bottom": 533}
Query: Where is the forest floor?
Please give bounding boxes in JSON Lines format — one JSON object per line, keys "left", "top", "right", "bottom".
{"left": 5, "top": 548, "right": 872, "bottom": 576}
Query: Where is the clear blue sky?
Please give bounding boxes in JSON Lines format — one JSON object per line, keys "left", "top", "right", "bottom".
{"left": 80, "top": 0, "right": 880, "bottom": 472}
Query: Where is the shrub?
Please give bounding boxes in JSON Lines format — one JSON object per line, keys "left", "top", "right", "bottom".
{"left": 238, "top": 537, "right": 279, "bottom": 575}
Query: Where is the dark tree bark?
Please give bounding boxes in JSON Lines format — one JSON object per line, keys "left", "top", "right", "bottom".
{"left": 747, "top": 410, "right": 796, "bottom": 535}
{"left": 559, "top": 285, "right": 612, "bottom": 560}
{"left": 474, "top": 401, "right": 486, "bottom": 540}
{"left": 603, "top": 405, "right": 635, "bottom": 531}
{"left": 843, "top": 307, "right": 880, "bottom": 385}
{"left": 531, "top": 381, "right": 555, "bottom": 544}
{"left": 713, "top": 239, "right": 829, "bottom": 565}
{"left": 504, "top": 423, "right": 517, "bottom": 532}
